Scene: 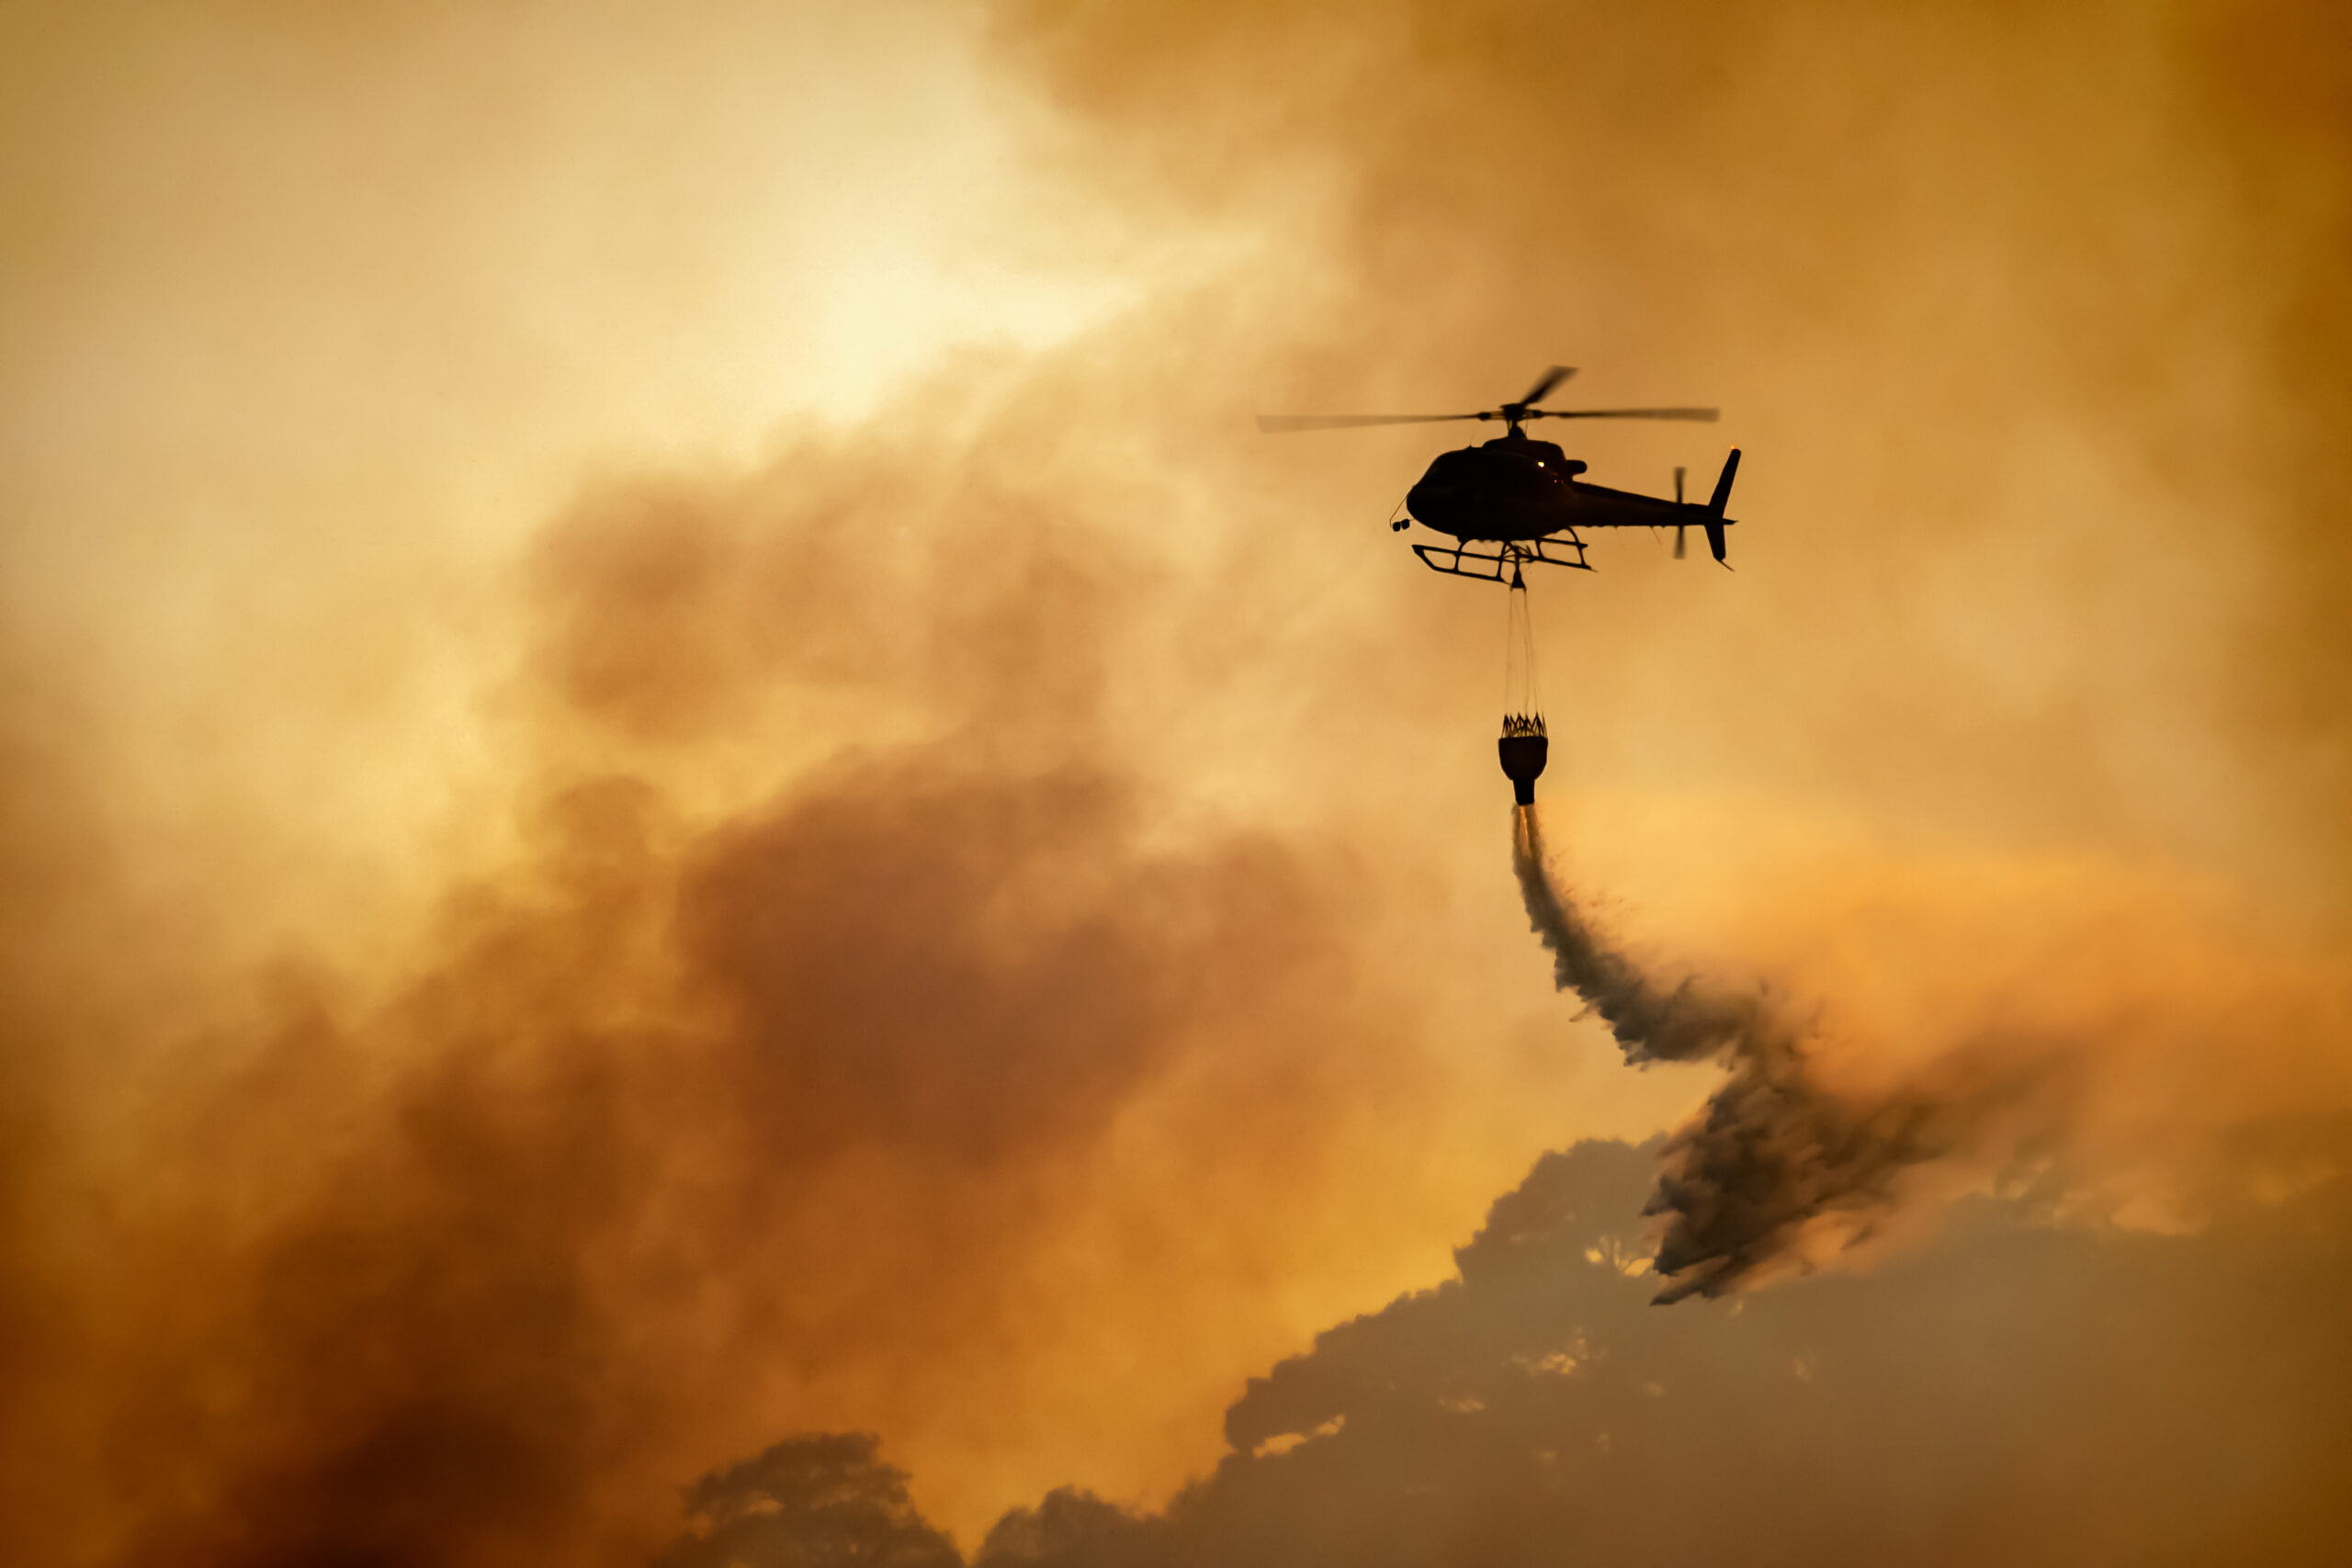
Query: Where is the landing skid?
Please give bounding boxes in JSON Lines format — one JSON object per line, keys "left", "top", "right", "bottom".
{"left": 1408, "top": 533, "right": 1591, "bottom": 582}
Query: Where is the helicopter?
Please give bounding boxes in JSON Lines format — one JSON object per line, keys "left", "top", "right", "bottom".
{"left": 1258, "top": 367, "right": 1741, "bottom": 581}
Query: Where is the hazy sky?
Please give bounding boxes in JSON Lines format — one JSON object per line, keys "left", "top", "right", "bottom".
{"left": 3, "top": 3, "right": 2347, "bottom": 1564}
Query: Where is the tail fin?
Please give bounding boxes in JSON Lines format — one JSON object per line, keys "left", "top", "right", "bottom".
{"left": 1707, "top": 448, "right": 1739, "bottom": 514}
{"left": 1703, "top": 448, "right": 1739, "bottom": 563}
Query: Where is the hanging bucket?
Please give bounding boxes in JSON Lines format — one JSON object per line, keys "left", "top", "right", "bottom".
{"left": 1498, "top": 716, "right": 1548, "bottom": 806}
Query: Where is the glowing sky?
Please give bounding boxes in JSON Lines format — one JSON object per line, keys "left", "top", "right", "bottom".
{"left": 2, "top": 3, "right": 2347, "bottom": 1563}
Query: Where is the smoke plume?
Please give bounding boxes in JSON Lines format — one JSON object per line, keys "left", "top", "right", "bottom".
{"left": 0, "top": 389, "right": 1453, "bottom": 1565}
{"left": 1512, "top": 807, "right": 2028, "bottom": 1301}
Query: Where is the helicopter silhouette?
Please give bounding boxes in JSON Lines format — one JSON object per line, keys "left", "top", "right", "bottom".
{"left": 1258, "top": 367, "right": 1740, "bottom": 581}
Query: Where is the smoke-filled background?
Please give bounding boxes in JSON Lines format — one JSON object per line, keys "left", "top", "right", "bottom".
{"left": 4, "top": 2, "right": 2350, "bottom": 1563}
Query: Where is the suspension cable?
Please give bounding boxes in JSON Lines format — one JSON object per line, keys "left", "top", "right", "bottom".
{"left": 1502, "top": 556, "right": 1543, "bottom": 732}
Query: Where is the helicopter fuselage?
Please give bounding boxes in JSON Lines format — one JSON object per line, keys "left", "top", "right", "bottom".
{"left": 1407, "top": 433, "right": 1698, "bottom": 543}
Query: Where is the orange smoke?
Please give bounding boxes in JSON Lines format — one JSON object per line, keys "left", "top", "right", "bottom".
{"left": 2, "top": 3, "right": 2349, "bottom": 1564}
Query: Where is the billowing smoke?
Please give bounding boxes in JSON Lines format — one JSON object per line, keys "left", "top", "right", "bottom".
{"left": 1513, "top": 807, "right": 2027, "bottom": 1301}
{"left": 0, "top": 398, "right": 1446, "bottom": 1565}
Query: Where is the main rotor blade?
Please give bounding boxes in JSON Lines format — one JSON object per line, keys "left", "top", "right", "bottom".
{"left": 1519, "top": 366, "right": 1576, "bottom": 406}
{"left": 1527, "top": 406, "right": 1720, "bottom": 423}
{"left": 1255, "top": 412, "right": 1485, "bottom": 433}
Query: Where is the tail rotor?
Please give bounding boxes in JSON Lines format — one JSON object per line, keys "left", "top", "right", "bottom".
{"left": 1672, "top": 466, "right": 1687, "bottom": 558}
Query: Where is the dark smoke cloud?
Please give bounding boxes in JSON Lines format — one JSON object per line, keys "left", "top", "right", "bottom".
{"left": 0, "top": 400, "right": 1418, "bottom": 1565}
{"left": 1511, "top": 807, "right": 2031, "bottom": 1300}
{"left": 689, "top": 1118, "right": 2352, "bottom": 1568}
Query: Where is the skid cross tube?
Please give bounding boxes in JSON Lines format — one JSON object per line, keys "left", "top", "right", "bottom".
{"left": 1409, "top": 534, "right": 1590, "bottom": 582}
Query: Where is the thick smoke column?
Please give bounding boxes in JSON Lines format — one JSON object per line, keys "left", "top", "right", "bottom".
{"left": 1512, "top": 807, "right": 1988, "bottom": 1302}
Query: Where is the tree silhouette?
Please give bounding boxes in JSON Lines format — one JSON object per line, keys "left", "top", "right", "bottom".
{"left": 659, "top": 1433, "right": 964, "bottom": 1568}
